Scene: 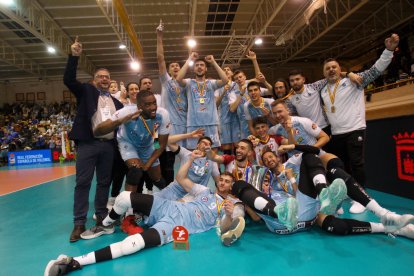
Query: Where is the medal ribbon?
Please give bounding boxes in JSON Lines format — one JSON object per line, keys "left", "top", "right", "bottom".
{"left": 327, "top": 80, "right": 341, "bottom": 107}
{"left": 215, "top": 193, "right": 226, "bottom": 217}
{"left": 196, "top": 81, "right": 207, "bottom": 97}
{"left": 235, "top": 161, "right": 248, "bottom": 181}
{"left": 140, "top": 116, "right": 157, "bottom": 138}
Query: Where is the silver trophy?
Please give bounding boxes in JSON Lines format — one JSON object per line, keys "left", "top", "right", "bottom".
{"left": 245, "top": 165, "right": 272, "bottom": 192}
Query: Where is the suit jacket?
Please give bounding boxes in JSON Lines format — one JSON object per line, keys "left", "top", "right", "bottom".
{"left": 64, "top": 55, "right": 124, "bottom": 142}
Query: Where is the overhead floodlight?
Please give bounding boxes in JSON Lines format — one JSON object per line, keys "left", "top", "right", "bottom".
{"left": 189, "top": 60, "right": 194, "bottom": 67}
{"left": 130, "top": 61, "right": 140, "bottom": 70}
{"left": 0, "top": 0, "right": 14, "bottom": 6}
{"left": 254, "top": 38, "right": 263, "bottom": 45}
{"left": 119, "top": 44, "right": 126, "bottom": 49}
{"left": 47, "top": 46, "right": 56, "bottom": 54}
{"left": 187, "top": 38, "right": 196, "bottom": 48}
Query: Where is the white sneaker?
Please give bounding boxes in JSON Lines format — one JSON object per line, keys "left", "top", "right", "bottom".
{"left": 221, "top": 217, "right": 246, "bottom": 246}
{"left": 381, "top": 212, "right": 414, "bottom": 233}
{"left": 80, "top": 224, "right": 115, "bottom": 240}
{"left": 106, "top": 197, "right": 116, "bottom": 210}
{"left": 394, "top": 224, "right": 414, "bottom": 240}
{"left": 349, "top": 201, "right": 366, "bottom": 214}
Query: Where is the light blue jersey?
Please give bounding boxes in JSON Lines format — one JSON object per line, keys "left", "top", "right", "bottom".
{"left": 117, "top": 107, "right": 170, "bottom": 149}
{"left": 244, "top": 98, "right": 274, "bottom": 126}
{"left": 148, "top": 185, "right": 224, "bottom": 244}
{"left": 186, "top": 79, "right": 219, "bottom": 127}
{"left": 270, "top": 155, "right": 301, "bottom": 195}
{"left": 259, "top": 188, "right": 319, "bottom": 234}
{"left": 160, "top": 73, "right": 187, "bottom": 127}
{"left": 229, "top": 87, "right": 251, "bottom": 139}
{"left": 269, "top": 116, "right": 321, "bottom": 157}
{"left": 215, "top": 82, "right": 240, "bottom": 143}
{"left": 155, "top": 147, "right": 220, "bottom": 201}
{"left": 260, "top": 154, "right": 319, "bottom": 234}
{"left": 215, "top": 81, "right": 238, "bottom": 124}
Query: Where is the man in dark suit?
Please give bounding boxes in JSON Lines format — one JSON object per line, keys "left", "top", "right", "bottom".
{"left": 64, "top": 36, "right": 124, "bottom": 242}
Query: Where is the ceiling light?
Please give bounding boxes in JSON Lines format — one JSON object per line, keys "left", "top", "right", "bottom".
{"left": 47, "top": 46, "right": 56, "bottom": 54}
{"left": 0, "top": 0, "right": 14, "bottom": 6}
{"left": 254, "top": 38, "right": 263, "bottom": 45}
{"left": 119, "top": 44, "right": 126, "bottom": 49}
{"left": 130, "top": 61, "right": 140, "bottom": 70}
{"left": 187, "top": 38, "right": 196, "bottom": 48}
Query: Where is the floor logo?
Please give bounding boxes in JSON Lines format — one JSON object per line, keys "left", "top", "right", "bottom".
{"left": 393, "top": 132, "right": 414, "bottom": 182}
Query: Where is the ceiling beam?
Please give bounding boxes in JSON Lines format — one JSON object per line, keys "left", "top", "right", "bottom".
{"left": 274, "top": 0, "right": 369, "bottom": 64}
{"left": 96, "top": 0, "right": 143, "bottom": 61}
{"left": 327, "top": 0, "right": 414, "bottom": 60}
{"left": 0, "top": 0, "right": 95, "bottom": 76}
{"left": 221, "top": 0, "right": 288, "bottom": 66}
{"left": 0, "top": 37, "right": 47, "bottom": 77}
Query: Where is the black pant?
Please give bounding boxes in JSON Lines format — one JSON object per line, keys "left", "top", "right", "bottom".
{"left": 74, "top": 139, "right": 115, "bottom": 225}
{"left": 159, "top": 150, "right": 176, "bottom": 185}
{"left": 322, "top": 125, "right": 333, "bottom": 153}
{"left": 110, "top": 147, "right": 128, "bottom": 197}
{"left": 329, "top": 129, "right": 366, "bottom": 187}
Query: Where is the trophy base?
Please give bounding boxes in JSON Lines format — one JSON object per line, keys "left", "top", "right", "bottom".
{"left": 173, "top": 241, "right": 189, "bottom": 250}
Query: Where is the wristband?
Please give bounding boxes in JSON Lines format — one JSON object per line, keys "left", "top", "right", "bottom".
{"left": 289, "top": 177, "right": 296, "bottom": 184}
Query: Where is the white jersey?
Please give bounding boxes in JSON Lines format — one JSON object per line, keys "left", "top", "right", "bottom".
{"left": 320, "top": 49, "right": 394, "bottom": 135}
{"left": 269, "top": 116, "right": 321, "bottom": 157}
{"left": 288, "top": 79, "right": 328, "bottom": 129}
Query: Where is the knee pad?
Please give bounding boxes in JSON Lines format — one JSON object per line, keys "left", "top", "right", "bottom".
{"left": 153, "top": 178, "right": 166, "bottom": 190}
{"left": 120, "top": 234, "right": 145, "bottom": 255}
{"left": 302, "top": 152, "right": 325, "bottom": 171}
{"left": 126, "top": 167, "right": 143, "bottom": 186}
{"left": 113, "top": 191, "right": 132, "bottom": 215}
{"left": 327, "top": 158, "right": 345, "bottom": 171}
{"left": 231, "top": 180, "right": 251, "bottom": 197}
{"left": 326, "top": 166, "right": 351, "bottom": 184}
{"left": 321, "top": 215, "right": 350, "bottom": 235}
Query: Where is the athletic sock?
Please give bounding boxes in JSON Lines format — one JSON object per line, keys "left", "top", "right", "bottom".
{"left": 370, "top": 222, "right": 386, "bottom": 233}
{"left": 366, "top": 200, "right": 389, "bottom": 218}
{"left": 74, "top": 252, "right": 96, "bottom": 266}
{"left": 313, "top": 174, "right": 327, "bottom": 194}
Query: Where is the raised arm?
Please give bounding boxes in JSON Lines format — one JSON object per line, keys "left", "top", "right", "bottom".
{"left": 256, "top": 72, "right": 274, "bottom": 95}
{"left": 215, "top": 82, "right": 231, "bottom": 106}
{"left": 176, "top": 150, "right": 204, "bottom": 192}
{"left": 156, "top": 19, "right": 167, "bottom": 76}
{"left": 205, "top": 55, "right": 228, "bottom": 87}
{"left": 358, "top": 33, "right": 399, "bottom": 88}
{"left": 168, "top": 128, "right": 204, "bottom": 152}
{"left": 176, "top": 52, "right": 198, "bottom": 87}
{"left": 229, "top": 85, "right": 246, "bottom": 112}
{"left": 205, "top": 147, "right": 225, "bottom": 164}
{"left": 246, "top": 50, "right": 260, "bottom": 78}
{"left": 63, "top": 36, "right": 83, "bottom": 95}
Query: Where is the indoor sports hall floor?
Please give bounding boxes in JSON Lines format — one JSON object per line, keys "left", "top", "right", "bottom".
{"left": 1, "top": 163, "right": 413, "bottom": 276}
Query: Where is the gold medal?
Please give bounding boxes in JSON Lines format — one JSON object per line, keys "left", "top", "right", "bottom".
{"left": 327, "top": 80, "right": 340, "bottom": 112}
{"left": 199, "top": 98, "right": 205, "bottom": 104}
